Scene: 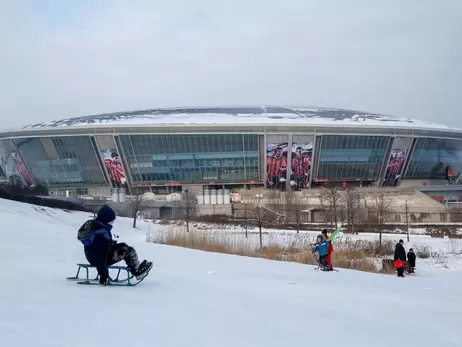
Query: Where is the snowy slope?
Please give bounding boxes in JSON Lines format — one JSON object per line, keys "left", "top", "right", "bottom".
{"left": 1, "top": 198, "right": 461, "bottom": 347}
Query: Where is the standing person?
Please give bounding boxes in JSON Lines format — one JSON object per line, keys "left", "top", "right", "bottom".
{"left": 407, "top": 248, "right": 416, "bottom": 273}
{"left": 77, "top": 204, "right": 153, "bottom": 286}
{"left": 322, "top": 229, "right": 334, "bottom": 271}
{"left": 312, "top": 234, "right": 330, "bottom": 270}
{"left": 394, "top": 239, "right": 407, "bottom": 277}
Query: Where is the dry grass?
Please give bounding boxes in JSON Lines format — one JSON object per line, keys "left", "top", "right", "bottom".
{"left": 147, "top": 225, "right": 394, "bottom": 274}
{"left": 332, "top": 250, "right": 377, "bottom": 273}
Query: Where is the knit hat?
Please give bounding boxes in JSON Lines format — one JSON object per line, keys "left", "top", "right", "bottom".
{"left": 96, "top": 204, "right": 116, "bottom": 224}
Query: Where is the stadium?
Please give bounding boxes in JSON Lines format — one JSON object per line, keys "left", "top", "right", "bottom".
{"left": 0, "top": 105, "right": 462, "bottom": 204}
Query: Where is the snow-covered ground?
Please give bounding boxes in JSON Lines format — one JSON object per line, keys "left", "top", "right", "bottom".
{"left": 1, "top": 198, "right": 462, "bottom": 347}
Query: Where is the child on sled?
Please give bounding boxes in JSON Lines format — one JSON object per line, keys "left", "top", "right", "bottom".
{"left": 312, "top": 233, "right": 331, "bottom": 271}
{"left": 77, "top": 204, "right": 152, "bottom": 286}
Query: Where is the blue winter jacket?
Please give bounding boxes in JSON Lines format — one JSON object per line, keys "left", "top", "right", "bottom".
{"left": 77, "top": 219, "right": 114, "bottom": 279}
{"left": 313, "top": 237, "right": 330, "bottom": 256}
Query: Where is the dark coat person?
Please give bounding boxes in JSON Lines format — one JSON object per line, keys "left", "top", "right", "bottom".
{"left": 394, "top": 239, "right": 407, "bottom": 262}
{"left": 407, "top": 248, "right": 416, "bottom": 273}
{"left": 77, "top": 204, "right": 152, "bottom": 286}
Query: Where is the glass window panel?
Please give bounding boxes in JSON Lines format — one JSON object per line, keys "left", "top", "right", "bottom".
{"left": 405, "top": 138, "right": 462, "bottom": 180}
{"left": 14, "top": 137, "right": 105, "bottom": 186}
{"left": 317, "top": 135, "right": 390, "bottom": 180}
{"left": 120, "top": 134, "right": 259, "bottom": 184}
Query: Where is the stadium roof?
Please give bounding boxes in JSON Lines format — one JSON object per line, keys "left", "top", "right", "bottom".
{"left": 8, "top": 106, "right": 462, "bottom": 134}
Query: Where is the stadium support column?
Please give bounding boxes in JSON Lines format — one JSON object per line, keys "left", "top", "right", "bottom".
{"left": 381, "top": 136, "right": 416, "bottom": 187}
{"left": 399, "top": 138, "right": 418, "bottom": 185}
{"left": 311, "top": 135, "right": 322, "bottom": 187}
{"left": 90, "top": 136, "right": 111, "bottom": 187}
{"left": 8, "top": 139, "right": 37, "bottom": 186}
{"left": 308, "top": 134, "right": 317, "bottom": 189}
{"left": 378, "top": 137, "right": 395, "bottom": 186}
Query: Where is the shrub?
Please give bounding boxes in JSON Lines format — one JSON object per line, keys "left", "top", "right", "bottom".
{"left": 369, "top": 239, "right": 395, "bottom": 257}
{"left": 414, "top": 245, "right": 431, "bottom": 259}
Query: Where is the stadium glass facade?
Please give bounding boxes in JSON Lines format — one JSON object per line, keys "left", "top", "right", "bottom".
{"left": 12, "top": 136, "right": 105, "bottom": 186}
{"left": 119, "top": 134, "right": 260, "bottom": 184}
{"left": 315, "top": 135, "right": 391, "bottom": 181}
{"left": 405, "top": 137, "right": 462, "bottom": 181}
{"left": 1, "top": 124, "right": 462, "bottom": 196}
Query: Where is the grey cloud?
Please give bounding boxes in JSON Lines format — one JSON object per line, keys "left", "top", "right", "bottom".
{"left": 0, "top": 0, "right": 461, "bottom": 129}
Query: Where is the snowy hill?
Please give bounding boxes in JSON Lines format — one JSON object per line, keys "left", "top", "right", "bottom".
{"left": 1, "top": 198, "right": 461, "bottom": 347}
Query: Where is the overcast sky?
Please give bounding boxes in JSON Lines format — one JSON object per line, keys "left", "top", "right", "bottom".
{"left": 1, "top": 0, "right": 461, "bottom": 129}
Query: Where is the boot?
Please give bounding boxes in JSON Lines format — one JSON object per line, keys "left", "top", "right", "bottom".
{"left": 133, "top": 260, "right": 153, "bottom": 280}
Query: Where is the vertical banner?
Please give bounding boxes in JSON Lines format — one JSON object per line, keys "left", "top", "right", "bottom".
{"left": 266, "top": 135, "right": 288, "bottom": 190}
{"left": 95, "top": 135, "right": 128, "bottom": 189}
{"left": 383, "top": 137, "right": 413, "bottom": 187}
{"left": 290, "top": 135, "right": 313, "bottom": 190}
{"left": 0, "top": 139, "right": 34, "bottom": 186}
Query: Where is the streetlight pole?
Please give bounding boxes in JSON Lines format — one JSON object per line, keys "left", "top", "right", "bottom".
{"left": 405, "top": 199, "right": 410, "bottom": 242}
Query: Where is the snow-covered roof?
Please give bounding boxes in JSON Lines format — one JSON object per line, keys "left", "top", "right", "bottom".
{"left": 16, "top": 106, "right": 462, "bottom": 133}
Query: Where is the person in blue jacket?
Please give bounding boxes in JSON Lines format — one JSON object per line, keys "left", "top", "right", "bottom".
{"left": 312, "top": 234, "right": 330, "bottom": 268}
{"left": 77, "top": 204, "right": 152, "bottom": 286}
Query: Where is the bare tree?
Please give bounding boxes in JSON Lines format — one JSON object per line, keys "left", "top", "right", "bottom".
{"left": 254, "top": 195, "right": 265, "bottom": 248}
{"left": 404, "top": 199, "right": 410, "bottom": 242}
{"left": 256, "top": 191, "right": 289, "bottom": 225}
{"left": 285, "top": 191, "right": 305, "bottom": 233}
{"left": 129, "top": 189, "right": 149, "bottom": 228}
{"left": 266, "top": 190, "right": 279, "bottom": 205}
{"left": 342, "top": 188, "right": 361, "bottom": 234}
{"left": 319, "top": 187, "right": 342, "bottom": 226}
{"left": 179, "top": 189, "right": 195, "bottom": 232}
{"left": 266, "top": 190, "right": 286, "bottom": 223}
{"left": 369, "top": 192, "right": 395, "bottom": 246}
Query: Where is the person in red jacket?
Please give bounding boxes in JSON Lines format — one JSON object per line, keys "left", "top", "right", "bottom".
{"left": 322, "top": 229, "right": 334, "bottom": 271}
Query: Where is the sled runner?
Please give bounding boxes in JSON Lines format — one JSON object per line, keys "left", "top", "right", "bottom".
{"left": 67, "top": 263, "right": 152, "bottom": 286}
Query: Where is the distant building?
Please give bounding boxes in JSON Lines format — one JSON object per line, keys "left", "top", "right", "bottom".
{"left": 1, "top": 105, "right": 461, "bottom": 202}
